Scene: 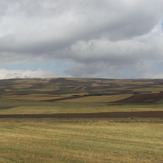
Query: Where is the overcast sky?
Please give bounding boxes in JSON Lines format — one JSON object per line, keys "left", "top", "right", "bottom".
{"left": 0, "top": 0, "right": 163, "bottom": 79}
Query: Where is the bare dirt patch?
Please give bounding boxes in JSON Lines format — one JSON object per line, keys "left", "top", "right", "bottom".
{"left": 0, "top": 111, "right": 162, "bottom": 119}
{"left": 117, "top": 92, "right": 163, "bottom": 104}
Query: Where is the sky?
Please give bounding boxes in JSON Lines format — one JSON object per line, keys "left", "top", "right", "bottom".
{"left": 0, "top": 0, "right": 163, "bottom": 79}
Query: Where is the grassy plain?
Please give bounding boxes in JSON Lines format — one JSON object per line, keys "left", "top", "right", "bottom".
{"left": 0, "top": 119, "right": 162, "bottom": 163}
{"left": 0, "top": 102, "right": 163, "bottom": 114}
{"left": 0, "top": 78, "right": 163, "bottom": 162}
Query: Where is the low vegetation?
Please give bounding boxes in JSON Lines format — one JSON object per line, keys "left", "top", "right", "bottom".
{"left": 0, "top": 102, "right": 163, "bottom": 115}
{"left": 0, "top": 119, "right": 162, "bottom": 163}
{"left": 0, "top": 78, "right": 162, "bottom": 162}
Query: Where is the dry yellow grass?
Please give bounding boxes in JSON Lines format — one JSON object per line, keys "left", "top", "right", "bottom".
{"left": 0, "top": 119, "right": 162, "bottom": 163}
{"left": 61, "top": 94, "right": 133, "bottom": 102}
{"left": 0, "top": 94, "right": 60, "bottom": 101}
{"left": 1, "top": 103, "right": 163, "bottom": 115}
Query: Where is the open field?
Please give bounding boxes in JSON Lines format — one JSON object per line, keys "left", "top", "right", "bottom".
{"left": 1, "top": 78, "right": 163, "bottom": 104}
{"left": 0, "top": 78, "right": 163, "bottom": 162}
{"left": 0, "top": 119, "right": 162, "bottom": 163}
{"left": 1, "top": 102, "right": 163, "bottom": 114}
{"left": 0, "top": 78, "right": 163, "bottom": 116}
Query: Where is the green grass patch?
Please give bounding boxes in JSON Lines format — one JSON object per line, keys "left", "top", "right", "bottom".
{"left": 0, "top": 102, "right": 163, "bottom": 114}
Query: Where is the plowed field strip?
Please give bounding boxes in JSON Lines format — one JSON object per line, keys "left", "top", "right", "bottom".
{"left": 0, "top": 111, "right": 162, "bottom": 118}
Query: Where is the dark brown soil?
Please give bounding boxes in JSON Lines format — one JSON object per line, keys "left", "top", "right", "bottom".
{"left": 46, "top": 92, "right": 163, "bottom": 103}
{"left": 0, "top": 111, "right": 162, "bottom": 119}
{"left": 117, "top": 92, "right": 163, "bottom": 104}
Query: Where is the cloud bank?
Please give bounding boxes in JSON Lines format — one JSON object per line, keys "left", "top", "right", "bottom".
{"left": 0, "top": 0, "right": 163, "bottom": 79}
{"left": 0, "top": 69, "right": 69, "bottom": 79}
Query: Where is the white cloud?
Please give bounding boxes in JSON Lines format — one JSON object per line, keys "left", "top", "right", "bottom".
{"left": 0, "top": 69, "right": 69, "bottom": 79}
{"left": 144, "top": 73, "right": 163, "bottom": 79}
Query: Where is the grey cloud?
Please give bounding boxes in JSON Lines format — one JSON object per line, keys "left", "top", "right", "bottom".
{"left": 0, "top": 0, "right": 163, "bottom": 78}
